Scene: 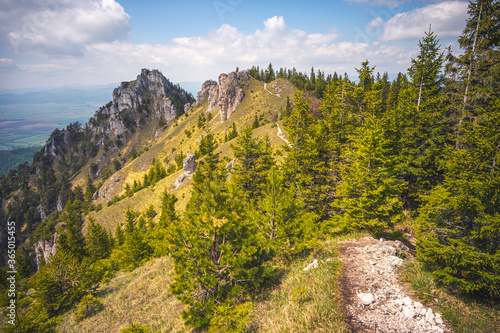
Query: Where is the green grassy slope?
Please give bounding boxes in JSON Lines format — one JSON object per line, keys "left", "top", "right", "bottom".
{"left": 89, "top": 77, "right": 296, "bottom": 232}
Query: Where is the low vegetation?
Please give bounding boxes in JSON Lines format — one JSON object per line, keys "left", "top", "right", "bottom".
{"left": 0, "top": 2, "right": 498, "bottom": 332}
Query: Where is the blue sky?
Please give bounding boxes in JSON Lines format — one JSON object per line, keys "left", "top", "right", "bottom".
{"left": 0, "top": 0, "right": 470, "bottom": 91}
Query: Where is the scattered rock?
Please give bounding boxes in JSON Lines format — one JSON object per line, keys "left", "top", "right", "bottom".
{"left": 358, "top": 293, "right": 375, "bottom": 306}
{"left": 303, "top": 259, "right": 319, "bottom": 271}
{"left": 339, "top": 237, "right": 452, "bottom": 333}
{"left": 173, "top": 173, "right": 186, "bottom": 188}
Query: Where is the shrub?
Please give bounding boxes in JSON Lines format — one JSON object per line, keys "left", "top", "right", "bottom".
{"left": 74, "top": 294, "right": 103, "bottom": 322}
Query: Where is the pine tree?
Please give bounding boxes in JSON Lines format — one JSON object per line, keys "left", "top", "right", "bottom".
{"left": 121, "top": 208, "right": 152, "bottom": 270}
{"left": 57, "top": 199, "right": 86, "bottom": 260}
{"left": 283, "top": 91, "right": 333, "bottom": 218}
{"left": 250, "top": 167, "right": 318, "bottom": 261}
{"left": 193, "top": 131, "right": 221, "bottom": 186}
{"left": 85, "top": 218, "right": 110, "bottom": 260}
{"left": 168, "top": 170, "right": 275, "bottom": 329}
{"left": 416, "top": 0, "right": 500, "bottom": 296}
{"left": 332, "top": 114, "right": 405, "bottom": 233}
{"left": 397, "top": 29, "right": 446, "bottom": 205}
{"left": 230, "top": 126, "right": 275, "bottom": 201}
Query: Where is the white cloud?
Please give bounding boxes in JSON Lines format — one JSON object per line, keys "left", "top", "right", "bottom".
{"left": 380, "top": 1, "right": 469, "bottom": 41}
{"left": 0, "top": 15, "right": 434, "bottom": 89}
{"left": 4, "top": 0, "right": 129, "bottom": 55}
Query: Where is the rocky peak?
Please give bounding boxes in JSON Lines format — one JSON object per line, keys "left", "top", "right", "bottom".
{"left": 196, "top": 71, "right": 249, "bottom": 122}
{"left": 87, "top": 69, "right": 194, "bottom": 139}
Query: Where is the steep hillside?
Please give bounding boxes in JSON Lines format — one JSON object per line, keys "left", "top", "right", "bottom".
{"left": 88, "top": 72, "right": 296, "bottom": 232}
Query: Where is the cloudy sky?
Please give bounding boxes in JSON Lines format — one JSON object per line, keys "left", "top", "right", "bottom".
{"left": 0, "top": 0, "right": 469, "bottom": 91}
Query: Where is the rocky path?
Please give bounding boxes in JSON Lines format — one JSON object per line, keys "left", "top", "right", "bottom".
{"left": 339, "top": 237, "right": 452, "bottom": 333}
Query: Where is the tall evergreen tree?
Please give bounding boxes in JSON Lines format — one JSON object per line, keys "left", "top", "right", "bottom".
{"left": 416, "top": 0, "right": 500, "bottom": 296}
{"left": 231, "top": 126, "right": 275, "bottom": 201}
{"left": 283, "top": 91, "right": 333, "bottom": 218}
{"left": 332, "top": 115, "right": 405, "bottom": 233}
{"left": 85, "top": 218, "right": 110, "bottom": 261}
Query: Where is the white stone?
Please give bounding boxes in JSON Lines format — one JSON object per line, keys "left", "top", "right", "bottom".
{"left": 402, "top": 305, "right": 416, "bottom": 318}
{"left": 358, "top": 293, "right": 375, "bottom": 306}
{"left": 303, "top": 259, "right": 319, "bottom": 271}
{"left": 426, "top": 308, "right": 435, "bottom": 325}
{"left": 434, "top": 313, "right": 443, "bottom": 325}
{"left": 414, "top": 301, "right": 423, "bottom": 314}
{"left": 420, "top": 307, "right": 427, "bottom": 316}
{"left": 402, "top": 296, "right": 412, "bottom": 306}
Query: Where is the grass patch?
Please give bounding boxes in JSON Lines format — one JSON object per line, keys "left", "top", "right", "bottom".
{"left": 56, "top": 256, "right": 188, "bottom": 333}
{"left": 402, "top": 259, "right": 500, "bottom": 333}
{"left": 252, "top": 238, "right": 351, "bottom": 332}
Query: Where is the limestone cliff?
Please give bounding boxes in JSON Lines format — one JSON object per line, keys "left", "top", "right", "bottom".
{"left": 86, "top": 69, "right": 194, "bottom": 138}
{"left": 197, "top": 71, "right": 249, "bottom": 122}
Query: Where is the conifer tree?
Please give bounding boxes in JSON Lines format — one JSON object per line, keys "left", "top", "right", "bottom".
{"left": 332, "top": 114, "right": 405, "bottom": 233}
{"left": 168, "top": 170, "right": 274, "bottom": 329}
{"left": 283, "top": 91, "right": 333, "bottom": 218}
{"left": 416, "top": 0, "right": 500, "bottom": 296}
{"left": 193, "top": 131, "right": 221, "bottom": 186}
{"left": 57, "top": 199, "right": 86, "bottom": 260}
{"left": 231, "top": 126, "right": 275, "bottom": 201}
{"left": 85, "top": 218, "right": 110, "bottom": 260}
{"left": 250, "top": 167, "right": 318, "bottom": 260}
{"left": 397, "top": 29, "right": 446, "bottom": 204}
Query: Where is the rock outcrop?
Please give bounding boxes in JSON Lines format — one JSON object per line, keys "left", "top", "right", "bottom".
{"left": 196, "top": 71, "right": 249, "bottom": 122}
{"left": 86, "top": 69, "right": 194, "bottom": 139}
{"left": 34, "top": 233, "right": 59, "bottom": 270}
{"left": 183, "top": 152, "right": 196, "bottom": 175}
{"left": 173, "top": 152, "right": 197, "bottom": 188}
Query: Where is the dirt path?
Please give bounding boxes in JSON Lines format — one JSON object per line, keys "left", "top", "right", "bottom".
{"left": 339, "top": 237, "right": 452, "bottom": 333}
{"left": 276, "top": 123, "right": 292, "bottom": 148}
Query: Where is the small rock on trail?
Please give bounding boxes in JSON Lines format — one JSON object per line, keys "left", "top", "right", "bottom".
{"left": 338, "top": 236, "right": 452, "bottom": 333}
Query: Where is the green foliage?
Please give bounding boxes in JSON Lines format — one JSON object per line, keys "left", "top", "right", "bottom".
{"left": 32, "top": 251, "right": 100, "bottom": 316}
{"left": 74, "top": 294, "right": 103, "bottom": 322}
{"left": 174, "top": 150, "right": 184, "bottom": 170}
{"left": 85, "top": 218, "right": 111, "bottom": 260}
{"left": 168, "top": 171, "right": 275, "bottom": 329}
{"left": 2, "top": 302, "right": 59, "bottom": 333}
{"left": 332, "top": 115, "right": 405, "bottom": 233}
{"left": 283, "top": 91, "right": 334, "bottom": 218}
{"left": 120, "top": 321, "right": 156, "bottom": 333}
{"left": 208, "top": 301, "right": 253, "bottom": 333}
{"left": 230, "top": 126, "right": 275, "bottom": 201}
{"left": 0, "top": 147, "right": 40, "bottom": 176}
{"left": 251, "top": 168, "right": 318, "bottom": 260}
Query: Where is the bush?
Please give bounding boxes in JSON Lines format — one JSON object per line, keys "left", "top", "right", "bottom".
{"left": 74, "top": 294, "right": 103, "bottom": 322}
{"left": 120, "top": 321, "right": 156, "bottom": 333}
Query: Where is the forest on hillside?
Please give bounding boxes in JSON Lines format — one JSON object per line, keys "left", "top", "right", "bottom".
{"left": 0, "top": 1, "right": 499, "bottom": 332}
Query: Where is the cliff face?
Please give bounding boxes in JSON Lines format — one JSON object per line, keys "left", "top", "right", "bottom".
{"left": 34, "top": 233, "right": 58, "bottom": 270}
{"left": 87, "top": 69, "right": 193, "bottom": 138}
{"left": 197, "top": 71, "right": 249, "bottom": 122}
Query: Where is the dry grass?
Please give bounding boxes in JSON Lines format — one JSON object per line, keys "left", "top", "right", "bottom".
{"left": 402, "top": 259, "right": 500, "bottom": 333}
{"left": 252, "top": 238, "right": 351, "bottom": 333}
{"left": 57, "top": 256, "right": 188, "bottom": 333}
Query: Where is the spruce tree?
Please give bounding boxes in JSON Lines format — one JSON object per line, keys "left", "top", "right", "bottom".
{"left": 416, "top": 0, "right": 500, "bottom": 296}
{"left": 168, "top": 170, "right": 274, "bottom": 329}
{"left": 283, "top": 91, "right": 333, "bottom": 218}
{"left": 250, "top": 167, "right": 318, "bottom": 260}
{"left": 398, "top": 29, "right": 446, "bottom": 205}
{"left": 230, "top": 126, "right": 275, "bottom": 201}
{"left": 332, "top": 114, "right": 405, "bottom": 233}
{"left": 85, "top": 218, "right": 110, "bottom": 260}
